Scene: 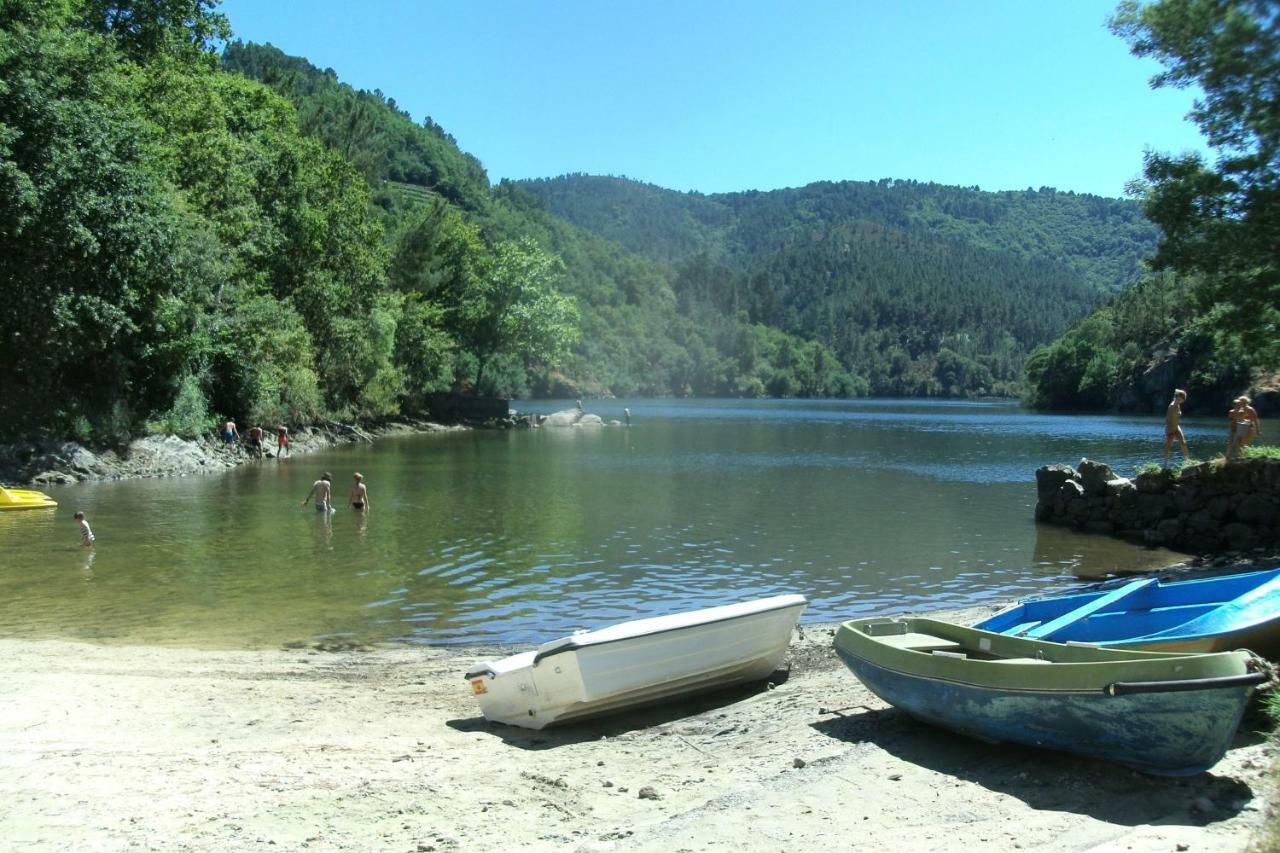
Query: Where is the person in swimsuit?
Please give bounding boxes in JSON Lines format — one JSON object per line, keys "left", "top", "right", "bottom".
{"left": 276, "top": 424, "right": 290, "bottom": 458}
{"left": 302, "top": 472, "right": 334, "bottom": 512}
{"left": 247, "top": 425, "right": 264, "bottom": 458}
{"left": 1163, "top": 389, "right": 1189, "bottom": 467}
{"left": 222, "top": 419, "right": 239, "bottom": 447}
{"left": 1228, "top": 395, "right": 1262, "bottom": 459}
{"left": 74, "top": 511, "right": 94, "bottom": 546}
{"left": 348, "top": 472, "right": 369, "bottom": 513}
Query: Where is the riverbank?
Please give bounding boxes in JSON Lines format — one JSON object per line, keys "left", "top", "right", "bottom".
{"left": 0, "top": 419, "right": 467, "bottom": 487}
{"left": 1, "top": 606, "right": 1272, "bottom": 852}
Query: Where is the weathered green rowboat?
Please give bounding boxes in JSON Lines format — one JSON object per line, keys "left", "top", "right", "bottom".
{"left": 834, "top": 616, "right": 1268, "bottom": 776}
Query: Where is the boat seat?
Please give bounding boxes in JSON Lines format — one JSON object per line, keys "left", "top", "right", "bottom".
{"left": 989, "top": 657, "right": 1053, "bottom": 664}
{"left": 879, "top": 632, "right": 962, "bottom": 653}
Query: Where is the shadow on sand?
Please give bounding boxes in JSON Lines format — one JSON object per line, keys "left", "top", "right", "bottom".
{"left": 446, "top": 670, "right": 790, "bottom": 749}
{"left": 810, "top": 704, "right": 1261, "bottom": 828}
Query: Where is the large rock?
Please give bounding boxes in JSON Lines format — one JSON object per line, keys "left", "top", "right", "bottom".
{"left": 1053, "top": 479, "right": 1086, "bottom": 515}
{"left": 1105, "top": 477, "right": 1136, "bottom": 499}
{"left": 1225, "top": 523, "right": 1259, "bottom": 551}
{"left": 1077, "top": 459, "right": 1117, "bottom": 496}
{"left": 122, "top": 435, "right": 223, "bottom": 478}
{"left": 1155, "top": 518, "right": 1183, "bottom": 543}
{"left": 1135, "top": 469, "right": 1173, "bottom": 494}
{"left": 1235, "top": 494, "right": 1277, "bottom": 526}
{"left": 1036, "top": 464, "right": 1078, "bottom": 504}
{"left": 1137, "top": 493, "right": 1175, "bottom": 523}
{"left": 542, "top": 409, "right": 584, "bottom": 427}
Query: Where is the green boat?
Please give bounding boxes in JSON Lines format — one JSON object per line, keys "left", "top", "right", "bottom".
{"left": 834, "top": 616, "right": 1269, "bottom": 776}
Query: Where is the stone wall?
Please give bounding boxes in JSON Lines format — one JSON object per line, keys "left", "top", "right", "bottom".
{"left": 1036, "top": 458, "right": 1280, "bottom": 553}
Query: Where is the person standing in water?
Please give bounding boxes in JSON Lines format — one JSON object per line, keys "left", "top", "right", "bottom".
{"left": 74, "top": 511, "right": 94, "bottom": 546}
{"left": 1163, "top": 389, "right": 1190, "bottom": 467}
{"left": 348, "top": 472, "right": 369, "bottom": 513}
{"left": 276, "top": 424, "right": 290, "bottom": 458}
{"left": 301, "top": 472, "right": 335, "bottom": 512}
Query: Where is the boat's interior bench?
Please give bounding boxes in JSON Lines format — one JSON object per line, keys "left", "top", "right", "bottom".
{"left": 877, "top": 632, "right": 963, "bottom": 653}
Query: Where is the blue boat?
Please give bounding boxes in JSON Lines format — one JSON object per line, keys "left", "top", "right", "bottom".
{"left": 976, "top": 567, "right": 1280, "bottom": 657}
{"left": 835, "top": 616, "right": 1268, "bottom": 776}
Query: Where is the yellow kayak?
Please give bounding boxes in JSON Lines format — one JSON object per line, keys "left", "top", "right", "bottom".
{"left": 0, "top": 485, "right": 58, "bottom": 510}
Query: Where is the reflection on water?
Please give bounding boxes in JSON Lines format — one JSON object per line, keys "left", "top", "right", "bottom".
{"left": 0, "top": 399, "right": 1201, "bottom": 649}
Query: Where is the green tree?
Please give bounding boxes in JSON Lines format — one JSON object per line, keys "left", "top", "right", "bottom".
{"left": 1111, "top": 0, "right": 1280, "bottom": 364}
{"left": 456, "top": 238, "right": 580, "bottom": 393}
{"left": 0, "top": 6, "right": 185, "bottom": 438}
{"left": 78, "top": 0, "right": 229, "bottom": 62}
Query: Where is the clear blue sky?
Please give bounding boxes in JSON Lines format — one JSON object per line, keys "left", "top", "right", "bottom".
{"left": 218, "top": 0, "right": 1208, "bottom": 199}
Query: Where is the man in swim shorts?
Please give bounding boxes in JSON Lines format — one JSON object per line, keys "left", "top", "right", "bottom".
{"left": 1163, "top": 389, "right": 1189, "bottom": 466}
{"left": 301, "top": 472, "right": 334, "bottom": 512}
{"left": 276, "top": 424, "right": 290, "bottom": 457}
{"left": 247, "top": 425, "right": 264, "bottom": 458}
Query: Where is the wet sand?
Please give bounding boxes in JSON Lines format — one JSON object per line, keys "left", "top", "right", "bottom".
{"left": 0, "top": 607, "right": 1272, "bottom": 852}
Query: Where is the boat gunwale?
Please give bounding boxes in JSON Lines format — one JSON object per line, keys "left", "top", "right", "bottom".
{"left": 834, "top": 649, "right": 1263, "bottom": 697}
{"left": 835, "top": 617, "right": 1255, "bottom": 691}
{"left": 530, "top": 595, "right": 808, "bottom": 665}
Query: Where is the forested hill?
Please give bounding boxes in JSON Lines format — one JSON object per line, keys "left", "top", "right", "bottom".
{"left": 518, "top": 174, "right": 1156, "bottom": 296}
{"left": 516, "top": 175, "right": 1158, "bottom": 395}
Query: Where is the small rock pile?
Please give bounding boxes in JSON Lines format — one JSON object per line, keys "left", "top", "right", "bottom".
{"left": 1036, "top": 457, "right": 1280, "bottom": 552}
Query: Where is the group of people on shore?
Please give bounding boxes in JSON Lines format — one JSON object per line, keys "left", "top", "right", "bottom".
{"left": 1164, "top": 390, "right": 1263, "bottom": 466}
{"left": 301, "top": 471, "right": 369, "bottom": 515}
{"left": 220, "top": 420, "right": 290, "bottom": 458}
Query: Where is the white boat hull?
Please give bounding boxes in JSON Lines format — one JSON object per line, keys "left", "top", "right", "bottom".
{"left": 465, "top": 595, "right": 808, "bottom": 729}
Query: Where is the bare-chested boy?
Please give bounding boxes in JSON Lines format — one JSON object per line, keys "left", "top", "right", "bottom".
{"left": 301, "top": 472, "right": 335, "bottom": 512}
{"left": 1163, "top": 389, "right": 1189, "bottom": 467}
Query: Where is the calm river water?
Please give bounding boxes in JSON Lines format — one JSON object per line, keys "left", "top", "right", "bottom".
{"left": 0, "top": 399, "right": 1221, "bottom": 649}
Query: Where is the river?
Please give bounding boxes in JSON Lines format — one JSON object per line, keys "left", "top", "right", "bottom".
{"left": 0, "top": 399, "right": 1221, "bottom": 649}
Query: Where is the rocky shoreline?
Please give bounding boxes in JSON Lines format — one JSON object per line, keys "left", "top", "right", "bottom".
{"left": 0, "top": 418, "right": 467, "bottom": 487}
{"left": 1036, "top": 457, "right": 1280, "bottom": 554}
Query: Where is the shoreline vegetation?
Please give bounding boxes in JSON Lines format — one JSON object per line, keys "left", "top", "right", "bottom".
{"left": 1, "top": 608, "right": 1274, "bottom": 853}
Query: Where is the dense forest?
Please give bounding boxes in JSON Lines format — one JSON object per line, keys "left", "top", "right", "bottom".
{"left": 521, "top": 175, "right": 1158, "bottom": 397}
{"left": 1024, "top": 0, "right": 1278, "bottom": 414}
{"left": 0, "top": 0, "right": 1198, "bottom": 446}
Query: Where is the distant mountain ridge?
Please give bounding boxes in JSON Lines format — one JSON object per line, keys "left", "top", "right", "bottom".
{"left": 518, "top": 174, "right": 1158, "bottom": 396}
{"left": 517, "top": 174, "right": 1156, "bottom": 294}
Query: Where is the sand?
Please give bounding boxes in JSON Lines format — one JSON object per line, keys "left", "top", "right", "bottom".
{"left": 0, "top": 609, "right": 1273, "bottom": 852}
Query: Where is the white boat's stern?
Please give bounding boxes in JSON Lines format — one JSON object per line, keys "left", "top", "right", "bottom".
{"left": 465, "top": 651, "right": 544, "bottom": 728}
{"left": 465, "top": 650, "right": 591, "bottom": 729}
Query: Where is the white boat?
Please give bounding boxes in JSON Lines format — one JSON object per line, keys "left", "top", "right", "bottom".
{"left": 464, "top": 594, "right": 808, "bottom": 729}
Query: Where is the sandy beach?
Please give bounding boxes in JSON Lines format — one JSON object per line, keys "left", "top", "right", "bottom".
{"left": 1, "top": 608, "right": 1273, "bottom": 852}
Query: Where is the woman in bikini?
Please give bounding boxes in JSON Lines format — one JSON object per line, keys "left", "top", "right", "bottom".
{"left": 348, "top": 472, "right": 369, "bottom": 514}
{"left": 1228, "top": 396, "right": 1262, "bottom": 459}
